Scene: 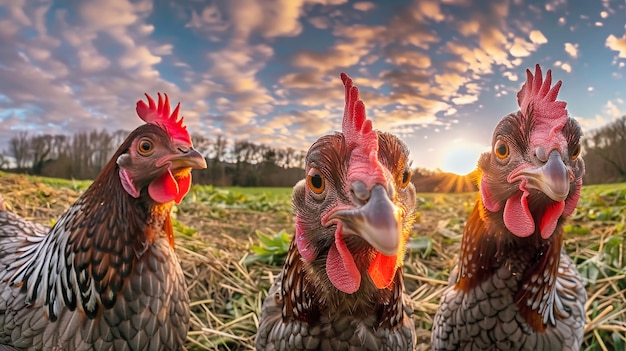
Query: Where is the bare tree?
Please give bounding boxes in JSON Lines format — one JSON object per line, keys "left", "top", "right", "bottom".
{"left": 112, "top": 129, "right": 128, "bottom": 148}
{"left": 91, "top": 130, "right": 114, "bottom": 170}
{"left": 52, "top": 134, "right": 70, "bottom": 158}
{"left": 31, "top": 134, "right": 53, "bottom": 174}
{"left": 9, "top": 131, "right": 30, "bottom": 169}
{"left": 5, "top": 128, "right": 311, "bottom": 186}
{"left": 262, "top": 146, "right": 277, "bottom": 165}
{"left": 71, "top": 132, "right": 92, "bottom": 179}
{"left": 212, "top": 135, "right": 228, "bottom": 185}
{"left": 213, "top": 135, "right": 228, "bottom": 162}
{"left": 191, "top": 134, "right": 212, "bottom": 159}
{"left": 294, "top": 149, "right": 307, "bottom": 169}
{"left": 582, "top": 115, "right": 626, "bottom": 184}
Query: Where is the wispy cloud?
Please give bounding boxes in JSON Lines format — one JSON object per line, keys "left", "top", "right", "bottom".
{"left": 0, "top": 0, "right": 625, "bottom": 172}
{"left": 606, "top": 32, "right": 626, "bottom": 58}
{"left": 564, "top": 42, "right": 579, "bottom": 58}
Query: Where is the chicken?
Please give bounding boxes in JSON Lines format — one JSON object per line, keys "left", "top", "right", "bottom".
{"left": 431, "top": 65, "right": 587, "bottom": 350}
{"left": 0, "top": 93, "right": 207, "bottom": 350}
{"left": 255, "top": 73, "right": 417, "bottom": 351}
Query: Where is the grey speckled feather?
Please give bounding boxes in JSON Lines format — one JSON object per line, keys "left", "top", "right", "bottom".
{"left": 256, "top": 241, "right": 416, "bottom": 351}
{"left": 432, "top": 246, "right": 586, "bottom": 351}
{"left": 0, "top": 199, "right": 189, "bottom": 351}
{"left": 256, "top": 73, "right": 418, "bottom": 350}
{"left": 0, "top": 122, "right": 202, "bottom": 350}
{"left": 432, "top": 65, "right": 587, "bottom": 351}
{"left": 256, "top": 132, "right": 418, "bottom": 350}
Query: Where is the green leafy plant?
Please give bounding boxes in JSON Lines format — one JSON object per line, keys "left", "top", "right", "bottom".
{"left": 245, "top": 229, "right": 292, "bottom": 266}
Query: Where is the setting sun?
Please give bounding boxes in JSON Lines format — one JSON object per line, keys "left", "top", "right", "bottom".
{"left": 440, "top": 142, "right": 490, "bottom": 176}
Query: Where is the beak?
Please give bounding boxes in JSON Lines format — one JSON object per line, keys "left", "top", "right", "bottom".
{"left": 162, "top": 147, "right": 208, "bottom": 170}
{"left": 328, "top": 184, "right": 402, "bottom": 256}
{"left": 521, "top": 150, "right": 569, "bottom": 201}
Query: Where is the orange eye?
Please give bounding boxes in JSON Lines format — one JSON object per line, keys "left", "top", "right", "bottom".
{"left": 570, "top": 144, "right": 581, "bottom": 160}
{"left": 138, "top": 138, "right": 154, "bottom": 155}
{"left": 401, "top": 169, "right": 411, "bottom": 187}
{"left": 494, "top": 140, "right": 509, "bottom": 159}
{"left": 306, "top": 168, "right": 325, "bottom": 195}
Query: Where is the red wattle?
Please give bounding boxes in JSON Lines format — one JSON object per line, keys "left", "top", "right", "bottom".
{"left": 326, "top": 226, "right": 360, "bottom": 294}
{"left": 503, "top": 191, "right": 535, "bottom": 237}
{"left": 148, "top": 170, "right": 180, "bottom": 204}
{"left": 368, "top": 252, "right": 398, "bottom": 289}
{"left": 174, "top": 173, "right": 192, "bottom": 204}
{"left": 540, "top": 201, "right": 565, "bottom": 239}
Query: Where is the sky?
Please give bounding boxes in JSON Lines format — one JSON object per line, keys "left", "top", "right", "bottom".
{"left": 0, "top": 0, "right": 625, "bottom": 175}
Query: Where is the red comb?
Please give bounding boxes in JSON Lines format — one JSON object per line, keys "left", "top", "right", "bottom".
{"left": 136, "top": 93, "right": 192, "bottom": 145}
{"left": 341, "top": 73, "right": 376, "bottom": 148}
{"left": 516, "top": 64, "right": 568, "bottom": 134}
{"left": 340, "top": 73, "right": 386, "bottom": 187}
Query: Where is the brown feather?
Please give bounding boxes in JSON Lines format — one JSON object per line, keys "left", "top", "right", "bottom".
{"left": 0, "top": 123, "right": 192, "bottom": 350}
{"left": 257, "top": 131, "right": 417, "bottom": 350}
{"left": 432, "top": 72, "right": 586, "bottom": 350}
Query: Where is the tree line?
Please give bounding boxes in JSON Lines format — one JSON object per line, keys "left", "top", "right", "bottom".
{"left": 1, "top": 116, "right": 625, "bottom": 190}
{"left": 0, "top": 130, "right": 307, "bottom": 187}
{"left": 580, "top": 115, "right": 626, "bottom": 184}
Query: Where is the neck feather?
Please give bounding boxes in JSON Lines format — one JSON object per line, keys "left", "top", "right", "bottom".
{"left": 65, "top": 156, "right": 174, "bottom": 314}
{"left": 456, "top": 196, "right": 564, "bottom": 331}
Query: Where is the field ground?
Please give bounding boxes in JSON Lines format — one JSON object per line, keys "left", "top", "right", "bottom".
{"left": 0, "top": 172, "right": 624, "bottom": 350}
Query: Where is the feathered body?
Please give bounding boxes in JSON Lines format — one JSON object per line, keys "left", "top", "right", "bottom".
{"left": 432, "top": 65, "right": 587, "bottom": 350}
{"left": 0, "top": 94, "right": 206, "bottom": 350}
{"left": 256, "top": 74, "right": 417, "bottom": 350}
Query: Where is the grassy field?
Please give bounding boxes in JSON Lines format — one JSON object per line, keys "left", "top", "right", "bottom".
{"left": 0, "top": 171, "right": 624, "bottom": 350}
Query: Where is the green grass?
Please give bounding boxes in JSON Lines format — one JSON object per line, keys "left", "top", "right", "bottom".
{"left": 219, "top": 186, "right": 293, "bottom": 199}
{"left": 1, "top": 170, "right": 624, "bottom": 350}
{"left": 0, "top": 170, "right": 93, "bottom": 192}
{"left": 188, "top": 184, "right": 293, "bottom": 212}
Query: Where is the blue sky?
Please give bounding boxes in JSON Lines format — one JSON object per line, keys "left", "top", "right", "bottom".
{"left": 0, "top": 0, "right": 625, "bottom": 175}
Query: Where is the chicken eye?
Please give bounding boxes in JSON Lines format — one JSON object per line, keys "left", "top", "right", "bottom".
{"left": 306, "top": 168, "right": 325, "bottom": 195}
{"left": 401, "top": 169, "right": 411, "bottom": 187}
{"left": 570, "top": 143, "right": 581, "bottom": 160}
{"left": 138, "top": 138, "right": 154, "bottom": 155}
{"left": 494, "top": 140, "right": 509, "bottom": 159}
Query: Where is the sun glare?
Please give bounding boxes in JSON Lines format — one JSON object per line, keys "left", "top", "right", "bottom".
{"left": 441, "top": 142, "right": 489, "bottom": 175}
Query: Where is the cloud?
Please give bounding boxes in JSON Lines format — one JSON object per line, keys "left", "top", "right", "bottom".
{"left": 383, "top": 2, "right": 440, "bottom": 50}
{"left": 1, "top": 0, "right": 622, "bottom": 171}
{"left": 544, "top": 0, "right": 567, "bottom": 12}
{"left": 509, "top": 37, "right": 535, "bottom": 57}
{"left": 205, "top": 43, "right": 277, "bottom": 126}
{"left": 77, "top": 0, "right": 144, "bottom": 30}
{"left": 564, "top": 42, "right": 579, "bottom": 58}
{"left": 308, "top": 16, "right": 330, "bottom": 29}
{"left": 554, "top": 61, "right": 572, "bottom": 73}
{"left": 187, "top": 0, "right": 348, "bottom": 41}
{"left": 0, "top": 0, "right": 179, "bottom": 137}
{"left": 384, "top": 49, "right": 432, "bottom": 69}
{"left": 606, "top": 32, "right": 626, "bottom": 58}
{"left": 412, "top": 0, "right": 445, "bottom": 22}
{"left": 292, "top": 24, "right": 385, "bottom": 72}
{"left": 575, "top": 99, "right": 624, "bottom": 134}
{"left": 529, "top": 30, "right": 548, "bottom": 44}
{"left": 503, "top": 71, "right": 519, "bottom": 81}
{"left": 353, "top": 1, "right": 376, "bottom": 12}
{"left": 185, "top": 3, "right": 230, "bottom": 41}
